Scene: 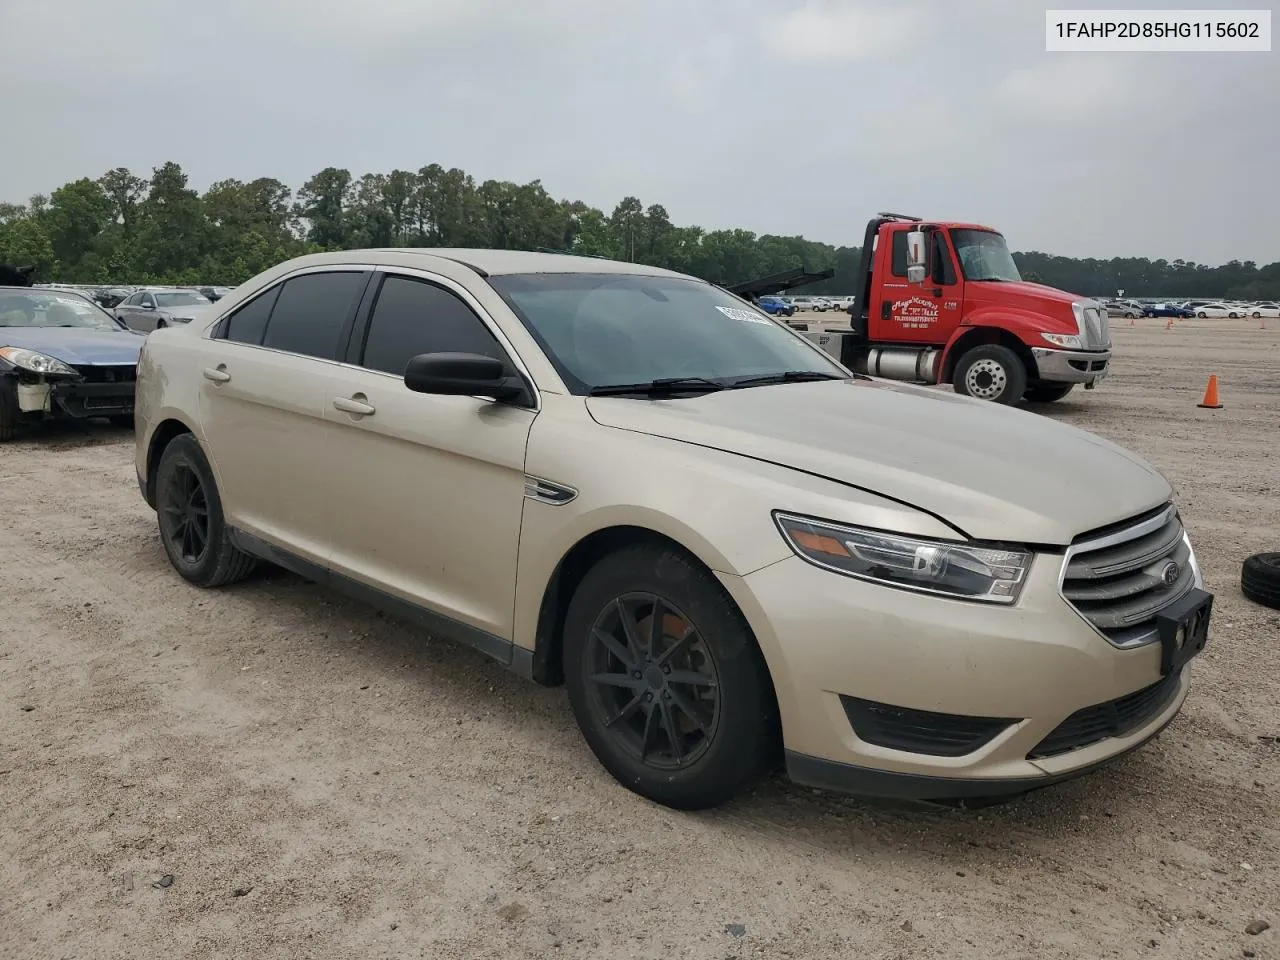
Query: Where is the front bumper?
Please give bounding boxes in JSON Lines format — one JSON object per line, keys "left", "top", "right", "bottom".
{"left": 1030, "top": 347, "right": 1111, "bottom": 385}
{"left": 50, "top": 381, "right": 135, "bottom": 418}
{"left": 717, "top": 552, "right": 1192, "bottom": 800}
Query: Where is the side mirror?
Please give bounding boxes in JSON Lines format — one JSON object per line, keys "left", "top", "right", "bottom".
{"left": 142, "top": 301, "right": 155, "bottom": 310}
{"left": 404, "top": 352, "right": 526, "bottom": 403}
{"left": 905, "top": 228, "right": 928, "bottom": 284}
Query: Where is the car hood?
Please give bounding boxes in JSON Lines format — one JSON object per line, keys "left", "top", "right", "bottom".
{"left": 0, "top": 326, "right": 143, "bottom": 365}
{"left": 585, "top": 379, "right": 1172, "bottom": 545}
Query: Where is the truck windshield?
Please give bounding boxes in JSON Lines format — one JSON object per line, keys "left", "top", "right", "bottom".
{"left": 488, "top": 273, "right": 848, "bottom": 395}
{"left": 951, "top": 229, "right": 1022, "bottom": 283}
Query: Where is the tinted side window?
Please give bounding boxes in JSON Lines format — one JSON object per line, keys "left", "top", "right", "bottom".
{"left": 932, "top": 233, "right": 957, "bottom": 285}
{"left": 222, "top": 285, "right": 281, "bottom": 345}
{"left": 360, "top": 275, "right": 505, "bottom": 376}
{"left": 261, "top": 271, "right": 365, "bottom": 360}
{"left": 890, "top": 231, "right": 908, "bottom": 277}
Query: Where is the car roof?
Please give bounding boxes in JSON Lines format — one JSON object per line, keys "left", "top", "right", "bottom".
{"left": 276, "top": 247, "right": 698, "bottom": 280}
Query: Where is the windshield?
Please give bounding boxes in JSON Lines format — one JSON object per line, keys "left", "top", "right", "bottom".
{"left": 950, "top": 229, "right": 1022, "bottom": 283}
{"left": 0, "top": 290, "right": 123, "bottom": 330}
{"left": 155, "top": 291, "right": 211, "bottom": 307}
{"left": 488, "top": 273, "right": 847, "bottom": 394}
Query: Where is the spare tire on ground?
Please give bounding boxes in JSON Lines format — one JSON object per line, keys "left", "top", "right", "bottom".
{"left": 1241, "top": 553, "right": 1280, "bottom": 610}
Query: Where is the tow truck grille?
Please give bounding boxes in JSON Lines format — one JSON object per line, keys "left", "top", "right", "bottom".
{"left": 1060, "top": 505, "right": 1195, "bottom": 648}
{"left": 1081, "top": 306, "right": 1110, "bottom": 348}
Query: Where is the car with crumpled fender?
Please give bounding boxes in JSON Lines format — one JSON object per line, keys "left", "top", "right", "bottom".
{"left": 0, "top": 287, "right": 144, "bottom": 441}
{"left": 132, "top": 248, "right": 1214, "bottom": 810}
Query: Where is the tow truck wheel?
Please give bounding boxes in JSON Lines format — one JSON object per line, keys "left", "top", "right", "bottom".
{"left": 953, "top": 345, "right": 1026, "bottom": 405}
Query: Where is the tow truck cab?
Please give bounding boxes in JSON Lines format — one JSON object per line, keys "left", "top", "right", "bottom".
{"left": 820, "top": 213, "right": 1112, "bottom": 405}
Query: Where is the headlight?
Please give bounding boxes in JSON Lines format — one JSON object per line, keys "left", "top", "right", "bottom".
{"left": 775, "top": 513, "right": 1032, "bottom": 604}
{"left": 1041, "top": 332, "right": 1083, "bottom": 349}
{"left": 0, "top": 346, "right": 77, "bottom": 376}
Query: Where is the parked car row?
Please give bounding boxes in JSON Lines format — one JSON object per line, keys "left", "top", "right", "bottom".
{"left": 34, "top": 282, "right": 237, "bottom": 310}
{"left": 1101, "top": 297, "right": 1277, "bottom": 319}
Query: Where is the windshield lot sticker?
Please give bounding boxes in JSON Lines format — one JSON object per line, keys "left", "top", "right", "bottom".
{"left": 716, "top": 305, "right": 771, "bottom": 325}
{"left": 891, "top": 296, "right": 939, "bottom": 330}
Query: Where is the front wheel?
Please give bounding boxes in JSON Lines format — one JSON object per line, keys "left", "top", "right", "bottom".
{"left": 1198, "top": 312, "right": 1207, "bottom": 318}
{"left": 952, "top": 344, "right": 1027, "bottom": 405}
{"left": 563, "top": 544, "right": 779, "bottom": 810}
{"left": 1024, "top": 382, "right": 1075, "bottom": 403}
{"left": 155, "top": 433, "right": 257, "bottom": 587}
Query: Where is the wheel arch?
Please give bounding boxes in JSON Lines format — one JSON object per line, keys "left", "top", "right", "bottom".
{"left": 527, "top": 523, "right": 780, "bottom": 717}
{"left": 940, "top": 326, "right": 1038, "bottom": 384}
{"left": 144, "top": 416, "right": 198, "bottom": 507}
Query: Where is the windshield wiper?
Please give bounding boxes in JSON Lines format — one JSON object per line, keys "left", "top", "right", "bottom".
{"left": 730, "top": 370, "right": 849, "bottom": 388}
{"left": 588, "top": 376, "right": 727, "bottom": 397}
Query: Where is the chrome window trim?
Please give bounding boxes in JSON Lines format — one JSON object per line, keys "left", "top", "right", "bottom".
{"left": 1057, "top": 503, "right": 1183, "bottom": 650}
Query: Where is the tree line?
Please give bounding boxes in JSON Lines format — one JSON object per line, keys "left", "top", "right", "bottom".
{"left": 2, "top": 161, "right": 1278, "bottom": 300}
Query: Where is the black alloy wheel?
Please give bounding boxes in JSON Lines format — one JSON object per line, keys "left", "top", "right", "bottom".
{"left": 583, "top": 593, "right": 721, "bottom": 770}
{"left": 563, "top": 544, "right": 779, "bottom": 810}
{"left": 154, "top": 434, "right": 257, "bottom": 587}
{"left": 161, "top": 458, "right": 210, "bottom": 566}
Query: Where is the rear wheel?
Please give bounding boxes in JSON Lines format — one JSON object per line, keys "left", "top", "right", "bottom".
{"left": 155, "top": 434, "right": 257, "bottom": 587}
{"left": 1024, "top": 383, "right": 1074, "bottom": 403}
{"left": 952, "top": 344, "right": 1027, "bottom": 405}
{"left": 563, "top": 544, "right": 779, "bottom": 810}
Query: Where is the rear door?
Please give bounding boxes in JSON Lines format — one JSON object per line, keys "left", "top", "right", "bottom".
{"left": 320, "top": 266, "right": 537, "bottom": 644}
{"left": 115, "top": 292, "right": 145, "bottom": 330}
{"left": 197, "top": 266, "right": 371, "bottom": 564}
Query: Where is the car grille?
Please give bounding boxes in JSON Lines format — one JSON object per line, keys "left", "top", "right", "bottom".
{"left": 1028, "top": 669, "right": 1182, "bottom": 759}
{"left": 840, "top": 695, "right": 1016, "bottom": 758}
{"left": 73, "top": 364, "right": 137, "bottom": 383}
{"left": 1060, "top": 504, "right": 1195, "bottom": 648}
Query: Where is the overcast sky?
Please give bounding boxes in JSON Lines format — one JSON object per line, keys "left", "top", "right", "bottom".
{"left": 2, "top": 0, "right": 1276, "bottom": 264}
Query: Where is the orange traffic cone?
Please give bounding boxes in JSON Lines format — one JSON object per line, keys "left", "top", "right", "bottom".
{"left": 1165, "top": 317, "right": 1173, "bottom": 329}
{"left": 1129, "top": 316, "right": 1135, "bottom": 326}
{"left": 1197, "top": 375, "right": 1223, "bottom": 409}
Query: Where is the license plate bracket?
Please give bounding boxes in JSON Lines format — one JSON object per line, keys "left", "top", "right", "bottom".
{"left": 1155, "top": 588, "right": 1213, "bottom": 676}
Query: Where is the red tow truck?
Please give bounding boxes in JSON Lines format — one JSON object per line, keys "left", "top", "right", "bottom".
{"left": 797, "top": 213, "right": 1113, "bottom": 405}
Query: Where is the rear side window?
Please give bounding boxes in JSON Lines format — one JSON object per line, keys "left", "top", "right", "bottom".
{"left": 222, "top": 285, "right": 280, "bottom": 345}
{"left": 359, "top": 275, "right": 506, "bottom": 376}
{"left": 261, "top": 271, "right": 365, "bottom": 361}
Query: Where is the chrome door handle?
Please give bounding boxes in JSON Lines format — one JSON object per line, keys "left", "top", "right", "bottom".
{"left": 333, "top": 395, "right": 376, "bottom": 416}
{"left": 203, "top": 366, "right": 231, "bottom": 383}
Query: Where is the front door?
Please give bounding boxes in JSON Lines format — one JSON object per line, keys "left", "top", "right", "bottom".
{"left": 875, "top": 226, "right": 964, "bottom": 345}
{"left": 197, "top": 267, "right": 370, "bottom": 564}
{"left": 321, "top": 268, "right": 536, "bottom": 645}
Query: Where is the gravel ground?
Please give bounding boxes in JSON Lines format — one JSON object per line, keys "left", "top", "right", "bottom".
{"left": 1, "top": 316, "right": 1277, "bottom": 960}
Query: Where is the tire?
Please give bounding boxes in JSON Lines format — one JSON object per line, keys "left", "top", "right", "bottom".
{"left": 1198, "top": 312, "right": 1207, "bottom": 318}
{"left": 0, "top": 394, "right": 15, "bottom": 442}
{"left": 1024, "top": 382, "right": 1075, "bottom": 403}
{"left": 563, "top": 543, "right": 779, "bottom": 810}
{"left": 154, "top": 433, "right": 257, "bottom": 588}
{"left": 1125, "top": 312, "right": 1138, "bottom": 319}
{"left": 155, "top": 319, "right": 167, "bottom": 329}
{"left": 952, "top": 344, "right": 1027, "bottom": 405}
{"left": 1252, "top": 312, "right": 1262, "bottom": 319}
{"left": 1241, "top": 553, "right": 1280, "bottom": 610}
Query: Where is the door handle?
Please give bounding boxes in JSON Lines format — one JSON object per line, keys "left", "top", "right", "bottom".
{"left": 203, "top": 366, "right": 231, "bottom": 383}
{"left": 930, "top": 287, "right": 944, "bottom": 297}
{"left": 333, "top": 395, "right": 376, "bottom": 416}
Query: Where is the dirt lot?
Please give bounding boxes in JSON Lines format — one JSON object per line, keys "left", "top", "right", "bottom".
{"left": 2, "top": 317, "right": 1278, "bottom": 960}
